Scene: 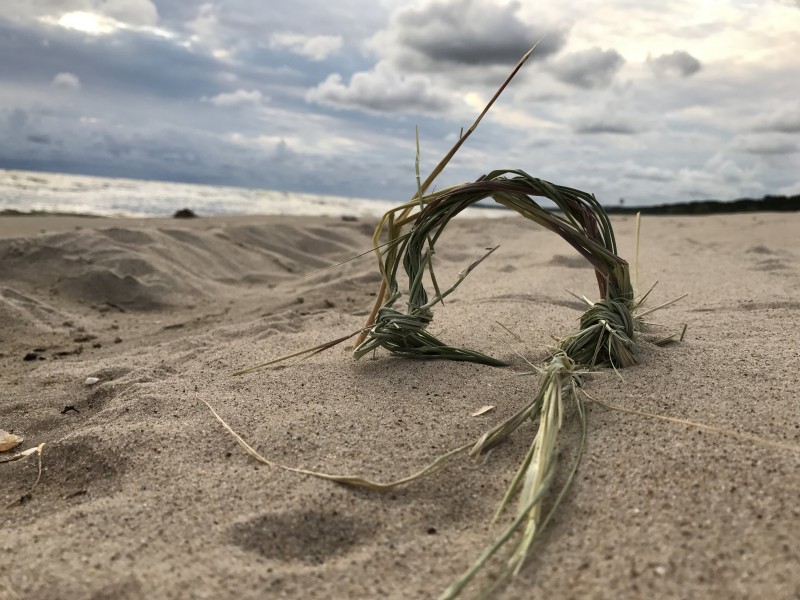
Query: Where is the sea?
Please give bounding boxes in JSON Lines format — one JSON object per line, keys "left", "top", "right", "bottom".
{"left": 0, "top": 169, "right": 502, "bottom": 219}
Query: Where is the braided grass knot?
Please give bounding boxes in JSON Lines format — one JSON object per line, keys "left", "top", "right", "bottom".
{"left": 560, "top": 298, "right": 638, "bottom": 369}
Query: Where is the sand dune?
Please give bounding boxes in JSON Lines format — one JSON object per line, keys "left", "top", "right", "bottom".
{"left": 1, "top": 212, "right": 799, "bottom": 599}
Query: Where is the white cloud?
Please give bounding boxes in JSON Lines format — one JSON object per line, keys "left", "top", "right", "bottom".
{"left": 270, "top": 33, "right": 343, "bottom": 61}
{"left": 52, "top": 72, "right": 81, "bottom": 90}
{"left": 187, "top": 3, "right": 231, "bottom": 58}
{"left": 463, "top": 92, "right": 563, "bottom": 131}
{"left": 49, "top": 11, "right": 120, "bottom": 35}
{"left": 620, "top": 162, "right": 673, "bottom": 182}
{"left": 672, "top": 155, "right": 764, "bottom": 201}
{"left": 306, "top": 0, "right": 566, "bottom": 115}
{"left": 96, "top": 0, "right": 158, "bottom": 27}
{"left": 307, "top": 62, "right": 452, "bottom": 114}
{"left": 38, "top": 3, "right": 166, "bottom": 38}
{"left": 187, "top": 2, "right": 217, "bottom": 41}
{"left": 672, "top": 153, "right": 765, "bottom": 199}
{"left": 203, "top": 89, "right": 264, "bottom": 107}
{"left": 4, "top": 0, "right": 155, "bottom": 27}
{"left": 571, "top": 97, "right": 646, "bottom": 135}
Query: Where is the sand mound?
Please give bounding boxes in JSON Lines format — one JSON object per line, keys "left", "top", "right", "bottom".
{"left": 0, "top": 218, "right": 373, "bottom": 312}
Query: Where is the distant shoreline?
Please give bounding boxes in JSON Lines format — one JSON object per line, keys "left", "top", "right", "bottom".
{"left": 469, "top": 193, "right": 800, "bottom": 216}
{"left": 0, "top": 208, "right": 106, "bottom": 218}
{"left": 604, "top": 194, "right": 800, "bottom": 215}
{"left": 3, "top": 192, "right": 799, "bottom": 220}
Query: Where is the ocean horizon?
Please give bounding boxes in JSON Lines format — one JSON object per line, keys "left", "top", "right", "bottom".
{"left": 0, "top": 168, "right": 408, "bottom": 219}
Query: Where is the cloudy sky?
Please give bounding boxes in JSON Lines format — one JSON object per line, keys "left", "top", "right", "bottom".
{"left": 1, "top": 0, "right": 798, "bottom": 205}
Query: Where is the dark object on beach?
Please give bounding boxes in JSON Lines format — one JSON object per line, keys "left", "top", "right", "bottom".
{"left": 73, "top": 334, "right": 97, "bottom": 343}
{"left": 173, "top": 208, "right": 198, "bottom": 219}
{"left": 23, "top": 352, "right": 40, "bottom": 361}
{"left": 341, "top": 215, "right": 359, "bottom": 222}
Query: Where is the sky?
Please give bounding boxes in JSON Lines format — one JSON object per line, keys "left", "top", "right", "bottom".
{"left": 1, "top": 0, "right": 799, "bottom": 206}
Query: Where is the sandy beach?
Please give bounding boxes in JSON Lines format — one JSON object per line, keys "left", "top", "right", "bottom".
{"left": 2, "top": 211, "right": 799, "bottom": 600}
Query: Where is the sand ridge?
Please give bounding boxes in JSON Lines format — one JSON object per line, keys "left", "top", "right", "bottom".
{"left": 1, "top": 212, "right": 799, "bottom": 599}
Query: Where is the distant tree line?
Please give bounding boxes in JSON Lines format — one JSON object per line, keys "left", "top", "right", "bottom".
{"left": 604, "top": 194, "right": 800, "bottom": 215}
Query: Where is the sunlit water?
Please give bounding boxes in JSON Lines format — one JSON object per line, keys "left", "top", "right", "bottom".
{"left": 0, "top": 169, "right": 506, "bottom": 219}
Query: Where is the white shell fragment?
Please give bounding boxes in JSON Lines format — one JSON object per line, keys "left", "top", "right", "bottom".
{"left": 470, "top": 405, "right": 496, "bottom": 417}
{"left": 84, "top": 377, "right": 100, "bottom": 385}
{"left": 0, "top": 429, "right": 24, "bottom": 452}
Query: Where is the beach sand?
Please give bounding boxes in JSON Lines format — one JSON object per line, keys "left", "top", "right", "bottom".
{"left": 1, "top": 212, "right": 799, "bottom": 599}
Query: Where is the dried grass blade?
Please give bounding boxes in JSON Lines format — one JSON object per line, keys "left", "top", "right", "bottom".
{"left": 585, "top": 393, "right": 799, "bottom": 453}
{"left": 233, "top": 328, "right": 364, "bottom": 375}
{"left": 355, "top": 43, "right": 541, "bottom": 347}
{"left": 199, "top": 396, "right": 472, "bottom": 490}
{"left": 636, "top": 293, "right": 688, "bottom": 318}
{"left": 653, "top": 323, "right": 688, "bottom": 346}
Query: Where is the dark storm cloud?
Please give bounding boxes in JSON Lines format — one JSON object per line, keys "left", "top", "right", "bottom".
{"left": 734, "top": 133, "right": 799, "bottom": 155}
{"left": 97, "top": 133, "right": 135, "bottom": 158}
{"left": 6, "top": 108, "right": 29, "bottom": 133}
{"left": 307, "top": 0, "right": 568, "bottom": 114}
{"left": 573, "top": 119, "right": 639, "bottom": 135}
{"left": 390, "top": 0, "right": 565, "bottom": 68}
{"left": 0, "top": 18, "right": 224, "bottom": 99}
{"left": 648, "top": 51, "right": 702, "bottom": 78}
{"left": 549, "top": 48, "right": 625, "bottom": 89}
{"left": 3, "top": 107, "right": 61, "bottom": 150}
{"left": 752, "top": 106, "right": 800, "bottom": 134}
{"left": 0, "top": 109, "right": 251, "bottom": 186}
{"left": 26, "top": 133, "right": 53, "bottom": 144}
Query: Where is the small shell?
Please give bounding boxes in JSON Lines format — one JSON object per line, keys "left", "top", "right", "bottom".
{"left": 470, "top": 405, "right": 495, "bottom": 417}
{"left": 0, "top": 429, "right": 24, "bottom": 452}
{"left": 84, "top": 377, "right": 100, "bottom": 386}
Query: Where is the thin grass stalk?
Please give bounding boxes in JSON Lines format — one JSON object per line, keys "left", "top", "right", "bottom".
{"left": 354, "top": 44, "right": 541, "bottom": 349}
